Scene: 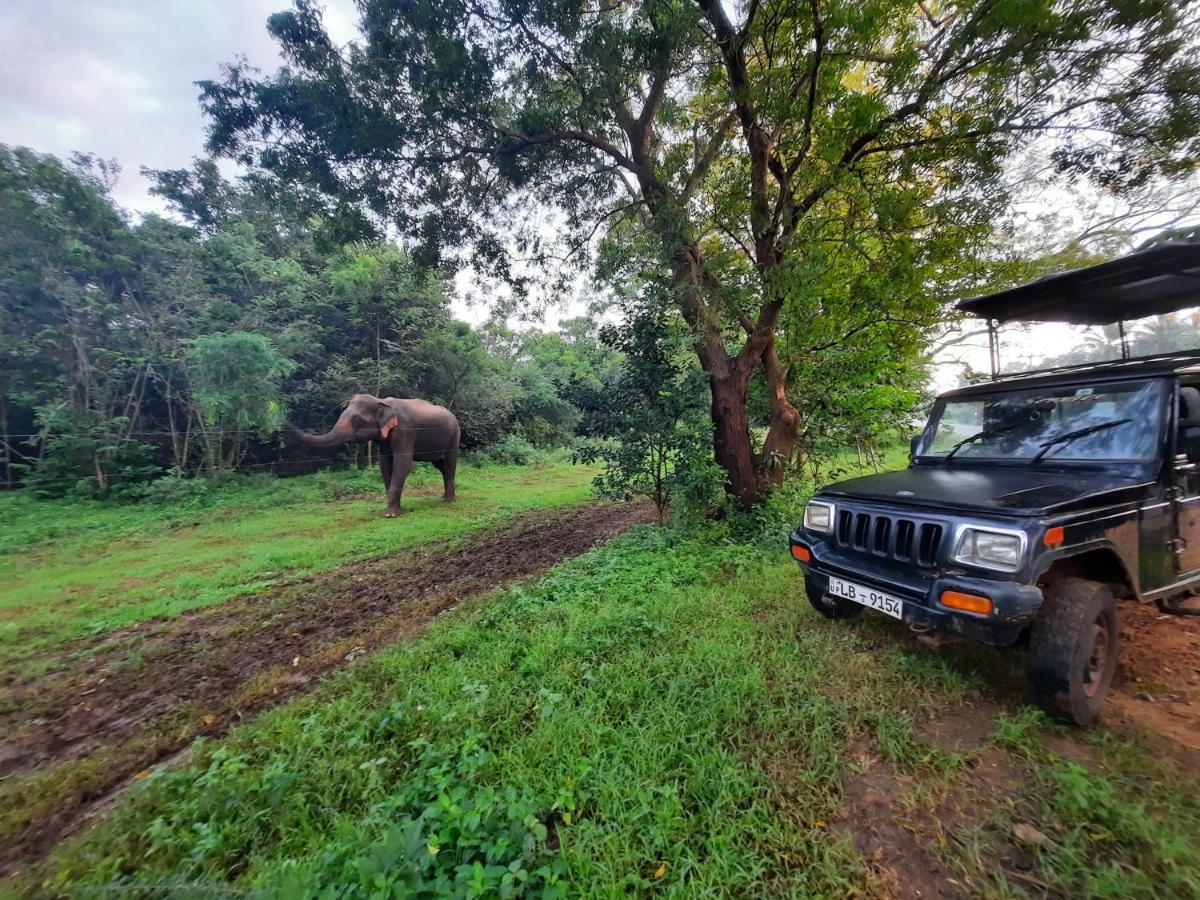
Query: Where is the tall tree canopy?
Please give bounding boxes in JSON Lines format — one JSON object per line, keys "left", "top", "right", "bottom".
{"left": 202, "top": 0, "right": 1200, "bottom": 504}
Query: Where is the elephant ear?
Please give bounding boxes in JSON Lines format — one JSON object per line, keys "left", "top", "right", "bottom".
{"left": 378, "top": 401, "right": 399, "bottom": 439}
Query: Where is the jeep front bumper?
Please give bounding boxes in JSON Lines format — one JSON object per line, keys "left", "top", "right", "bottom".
{"left": 790, "top": 528, "right": 1043, "bottom": 646}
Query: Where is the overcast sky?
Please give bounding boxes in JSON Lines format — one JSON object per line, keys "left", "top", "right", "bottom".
{"left": 0, "top": 0, "right": 358, "bottom": 214}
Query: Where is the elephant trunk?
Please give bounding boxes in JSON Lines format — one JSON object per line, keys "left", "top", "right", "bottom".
{"left": 287, "top": 420, "right": 353, "bottom": 448}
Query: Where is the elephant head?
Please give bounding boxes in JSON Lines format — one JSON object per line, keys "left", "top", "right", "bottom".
{"left": 289, "top": 394, "right": 399, "bottom": 447}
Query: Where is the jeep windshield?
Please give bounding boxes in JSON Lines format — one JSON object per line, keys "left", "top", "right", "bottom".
{"left": 917, "top": 379, "right": 1164, "bottom": 463}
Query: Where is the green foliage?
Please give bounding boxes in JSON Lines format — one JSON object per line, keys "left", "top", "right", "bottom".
{"left": 127, "top": 732, "right": 566, "bottom": 898}
{"left": 30, "top": 508, "right": 1200, "bottom": 896}
{"left": 16, "top": 408, "right": 159, "bottom": 499}
{"left": 0, "top": 460, "right": 596, "bottom": 671}
{"left": 575, "top": 310, "right": 724, "bottom": 522}
{"left": 186, "top": 332, "right": 293, "bottom": 468}
{"left": 195, "top": 0, "right": 1200, "bottom": 502}
{"left": 1033, "top": 761, "right": 1200, "bottom": 896}
{"left": 0, "top": 145, "right": 616, "bottom": 489}
{"left": 484, "top": 433, "right": 542, "bottom": 466}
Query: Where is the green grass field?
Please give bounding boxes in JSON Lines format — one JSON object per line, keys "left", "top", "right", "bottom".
{"left": 34, "top": 520, "right": 1200, "bottom": 897}
{"left": 5, "top": 448, "right": 1199, "bottom": 897}
{"left": 0, "top": 458, "right": 594, "bottom": 675}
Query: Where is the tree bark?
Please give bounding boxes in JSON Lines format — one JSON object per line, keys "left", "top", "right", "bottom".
{"left": 759, "top": 340, "right": 801, "bottom": 487}
{"left": 708, "top": 364, "right": 759, "bottom": 506}
{"left": 659, "top": 241, "right": 765, "bottom": 506}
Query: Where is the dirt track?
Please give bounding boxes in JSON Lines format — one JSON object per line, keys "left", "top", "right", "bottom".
{"left": 1109, "top": 600, "right": 1200, "bottom": 757}
{"left": 0, "top": 501, "right": 654, "bottom": 873}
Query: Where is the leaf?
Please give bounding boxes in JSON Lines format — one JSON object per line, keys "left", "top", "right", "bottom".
{"left": 1013, "top": 823, "right": 1060, "bottom": 851}
{"left": 654, "top": 864, "right": 667, "bottom": 879}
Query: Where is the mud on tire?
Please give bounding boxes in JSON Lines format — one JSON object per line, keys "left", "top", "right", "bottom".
{"left": 1027, "top": 576, "right": 1118, "bottom": 726}
{"left": 805, "top": 573, "right": 864, "bottom": 620}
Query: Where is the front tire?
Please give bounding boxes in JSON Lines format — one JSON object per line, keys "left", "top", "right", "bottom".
{"left": 1027, "top": 577, "right": 1118, "bottom": 726}
{"left": 805, "top": 573, "right": 864, "bottom": 620}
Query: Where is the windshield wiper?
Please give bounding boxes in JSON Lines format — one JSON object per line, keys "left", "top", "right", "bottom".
{"left": 943, "top": 420, "right": 1025, "bottom": 462}
{"left": 1031, "top": 418, "right": 1132, "bottom": 463}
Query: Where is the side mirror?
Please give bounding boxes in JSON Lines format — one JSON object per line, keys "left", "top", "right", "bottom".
{"left": 909, "top": 435, "right": 921, "bottom": 459}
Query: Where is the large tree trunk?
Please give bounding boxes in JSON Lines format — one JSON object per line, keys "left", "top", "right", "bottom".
{"left": 758, "top": 340, "right": 801, "bottom": 488}
{"left": 662, "top": 243, "right": 765, "bottom": 507}
{"left": 709, "top": 365, "right": 759, "bottom": 507}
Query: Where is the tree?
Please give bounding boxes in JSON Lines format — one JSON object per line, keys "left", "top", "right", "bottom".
{"left": 198, "top": 0, "right": 1200, "bottom": 505}
{"left": 185, "top": 332, "right": 294, "bottom": 470}
{"left": 0, "top": 146, "right": 158, "bottom": 490}
{"left": 576, "top": 308, "right": 722, "bottom": 523}
{"left": 4, "top": 143, "right": 600, "bottom": 490}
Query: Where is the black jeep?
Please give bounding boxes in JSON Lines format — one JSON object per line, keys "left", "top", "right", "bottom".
{"left": 790, "top": 242, "right": 1200, "bottom": 724}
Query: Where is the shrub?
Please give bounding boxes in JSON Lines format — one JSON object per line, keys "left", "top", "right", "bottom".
{"left": 485, "top": 434, "right": 541, "bottom": 466}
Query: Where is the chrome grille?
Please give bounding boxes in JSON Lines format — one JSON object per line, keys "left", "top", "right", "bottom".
{"left": 835, "top": 509, "right": 943, "bottom": 566}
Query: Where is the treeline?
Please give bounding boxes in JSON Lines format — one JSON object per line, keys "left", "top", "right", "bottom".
{"left": 0, "top": 146, "right": 621, "bottom": 497}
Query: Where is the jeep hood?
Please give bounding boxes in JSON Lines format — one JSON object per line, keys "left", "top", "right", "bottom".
{"left": 818, "top": 467, "right": 1153, "bottom": 516}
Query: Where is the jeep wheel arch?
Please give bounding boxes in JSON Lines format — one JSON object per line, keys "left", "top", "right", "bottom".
{"left": 1037, "top": 546, "right": 1137, "bottom": 601}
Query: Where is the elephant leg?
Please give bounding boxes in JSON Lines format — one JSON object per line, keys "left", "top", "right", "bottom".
{"left": 379, "top": 447, "right": 393, "bottom": 491}
{"left": 384, "top": 452, "right": 413, "bottom": 518}
{"left": 437, "top": 454, "right": 457, "bottom": 502}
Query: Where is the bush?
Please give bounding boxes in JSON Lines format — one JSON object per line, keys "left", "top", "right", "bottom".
{"left": 484, "top": 434, "right": 541, "bottom": 466}
{"left": 574, "top": 310, "right": 721, "bottom": 523}
{"left": 112, "top": 472, "right": 217, "bottom": 506}
{"left": 312, "top": 467, "right": 384, "bottom": 500}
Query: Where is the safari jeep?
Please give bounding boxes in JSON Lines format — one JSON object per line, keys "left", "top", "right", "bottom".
{"left": 789, "top": 241, "right": 1200, "bottom": 724}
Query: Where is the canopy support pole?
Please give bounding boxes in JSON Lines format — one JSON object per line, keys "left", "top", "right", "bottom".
{"left": 987, "top": 319, "right": 1000, "bottom": 379}
{"left": 1118, "top": 320, "right": 1130, "bottom": 359}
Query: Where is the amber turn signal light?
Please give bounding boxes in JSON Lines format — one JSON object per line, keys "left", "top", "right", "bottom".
{"left": 941, "top": 590, "right": 993, "bottom": 615}
{"left": 1043, "top": 526, "right": 1064, "bottom": 547}
{"left": 791, "top": 544, "right": 812, "bottom": 562}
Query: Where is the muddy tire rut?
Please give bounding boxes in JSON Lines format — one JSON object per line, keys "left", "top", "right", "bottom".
{"left": 0, "top": 501, "right": 653, "bottom": 873}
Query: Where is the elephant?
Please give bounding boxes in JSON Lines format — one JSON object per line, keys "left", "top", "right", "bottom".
{"left": 290, "top": 394, "right": 460, "bottom": 517}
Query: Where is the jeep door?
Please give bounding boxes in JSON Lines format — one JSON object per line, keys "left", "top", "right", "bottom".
{"left": 1173, "top": 380, "right": 1200, "bottom": 575}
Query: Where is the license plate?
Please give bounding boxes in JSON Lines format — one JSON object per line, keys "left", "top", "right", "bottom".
{"left": 828, "top": 576, "right": 904, "bottom": 620}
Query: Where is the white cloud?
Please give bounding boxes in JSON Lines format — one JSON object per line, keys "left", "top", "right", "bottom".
{"left": 0, "top": 0, "right": 358, "bottom": 214}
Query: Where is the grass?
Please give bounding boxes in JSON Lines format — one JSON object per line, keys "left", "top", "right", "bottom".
{"left": 26, "top": 517, "right": 1200, "bottom": 897}
{"left": 7, "top": 441, "right": 1198, "bottom": 896}
{"left": 0, "top": 458, "right": 594, "bottom": 674}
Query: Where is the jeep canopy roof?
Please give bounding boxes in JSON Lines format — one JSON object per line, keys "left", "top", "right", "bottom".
{"left": 956, "top": 241, "right": 1200, "bottom": 325}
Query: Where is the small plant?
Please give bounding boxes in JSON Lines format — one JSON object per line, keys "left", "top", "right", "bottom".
{"left": 113, "top": 471, "right": 216, "bottom": 506}
{"left": 575, "top": 310, "right": 723, "bottom": 523}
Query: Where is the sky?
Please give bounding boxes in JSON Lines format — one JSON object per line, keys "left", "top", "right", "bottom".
{"left": 0, "top": 0, "right": 358, "bottom": 213}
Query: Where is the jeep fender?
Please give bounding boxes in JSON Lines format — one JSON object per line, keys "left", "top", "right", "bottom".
{"left": 1034, "top": 541, "right": 1139, "bottom": 601}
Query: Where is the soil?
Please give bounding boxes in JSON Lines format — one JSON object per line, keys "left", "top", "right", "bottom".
{"left": 893, "top": 597, "right": 1200, "bottom": 762}
{"left": 0, "top": 501, "right": 653, "bottom": 874}
{"left": 833, "top": 755, "right": 964, "bottom": 899}
{"left": 1107, "top": 599, "right": 1200, "bottom": 759}
{"left": 822, "top": 602, "right": 1200, "bottom": 898}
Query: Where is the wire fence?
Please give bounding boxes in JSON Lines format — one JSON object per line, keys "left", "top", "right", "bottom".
{"left": 0, "top": 452, "right": 437, "bottom": 491}
{"left": 1, "top": 425, "right": 461, "bottom": 439}
{"left": 0, "top": 456, "right": 350, "bottom": 488}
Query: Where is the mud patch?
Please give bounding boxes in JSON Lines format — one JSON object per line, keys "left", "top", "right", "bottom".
{"left": 915, "top": 699, "right": 1002, "bottom": 753}
{"left": 834, "top": 756, "right": 964, "bottom": 898}
{"left": 1107, "top": 601, "right": 1200, "bottom": 759}
{"left": 0, "top": 501, "right": 653, "bottom": 873}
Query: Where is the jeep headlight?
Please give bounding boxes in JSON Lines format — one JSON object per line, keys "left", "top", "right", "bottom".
{"left": 953, "top": 527, "right": 1024, "bottom": 572}
{"left": 804, "top": 499, "right": 835, "bottom": 533}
